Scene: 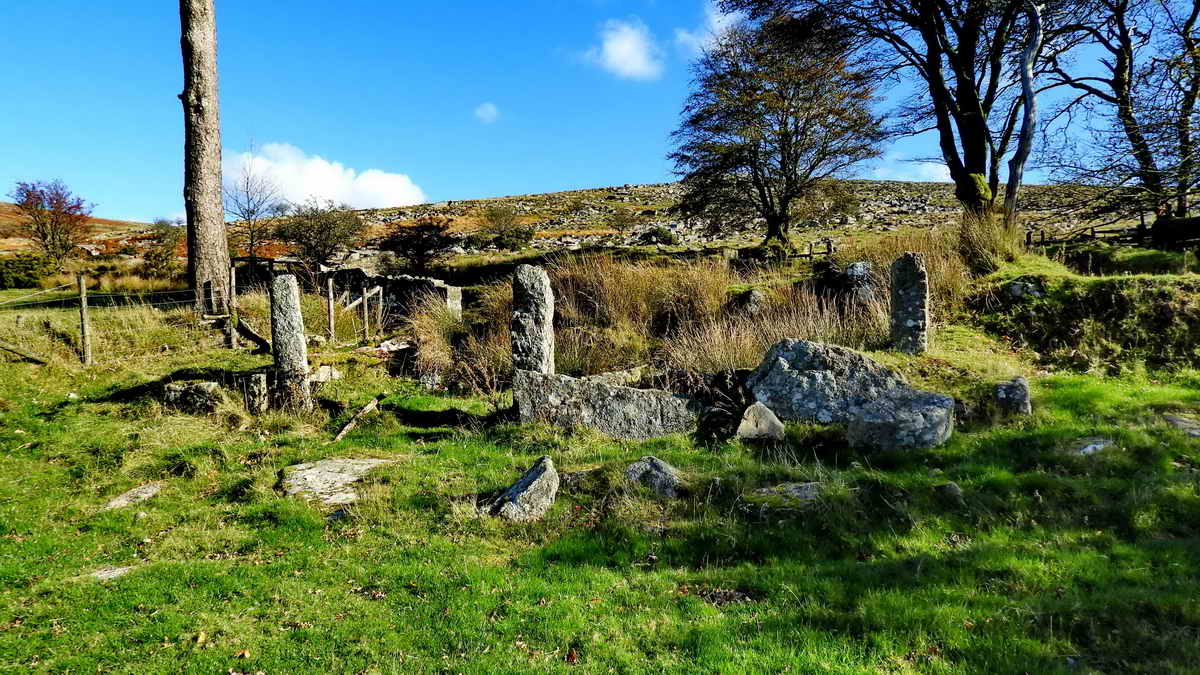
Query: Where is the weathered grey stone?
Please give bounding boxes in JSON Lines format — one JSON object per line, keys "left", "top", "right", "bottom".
{"left": 736, "top": 402, "right": 786, "bottom": 442}
{"left": 847, "top": 390, "right": 955, "bottom": 452}
{"left": 163, "top": 382, "right": 222, "bottom": 414}
{"left": 482, "top": 456, "right": 559, "bottom": 521}
{"left": 996, "top": 376, "right": 1032, "bottom": 416}
{"left": 103, "top": 481, "right": 165, "bottom": 510}
{"left": 748, "top": 482, "right": 823, "bottom": 510}
{"left": 307, "top": 334, "right": 328, "bottom": 349}
{"left": 583, "top": 365, "right": 653, "bottom": 388}
{"left": 513, "top": 370, "right": 700, "bottom": 440}
{"left": 511, "top": 264, "right": 555, "bottom": 375}
{"left": 844, "top": 261, "right": 875, "bottom": 306}
{"left": 890, "top": 252, "right": 929, "bottom": 354}
{"left": 270, "top": 274, "right": 313, "bottom": 412}
{"left": 625, "top": 456, "right": 683, "bottom": 499}
{"left": 935, "top": 481, "right": 965, "bottom": 506}
{"left": 281, "top": 458, "right": 393, "bottom": 506}
{"left": 1006, "top": 280, "right": 1044, "bottom": 300}
{"left": 308, "top": 365, "right": 343, "bottom": 386}
{"left": 244, "top": 373, "right": 269, "bottom": 415}
{"left": 728, "top": 288, "right": 768, "bottom": 316}
{"left": 1069, "top": 437, "right": 1116, "bottom": 456}
{"left": 746, "top": 340, "right": 910, "bottom": 424}
{"left": 1164, "top": 414, "right": 1200, "bottom": 437}
{"left": 89, "top": 566, "right": 135, "bottom": 581}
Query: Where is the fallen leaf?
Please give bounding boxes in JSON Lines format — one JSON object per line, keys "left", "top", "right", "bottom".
{"left": 566, "top": 647, "right": 579, "bottom": 665}
{"left": 234, "top": 649, "right": 250, "bottom": 659}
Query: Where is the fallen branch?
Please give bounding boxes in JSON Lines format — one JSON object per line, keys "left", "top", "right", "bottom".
{"left": 330, "top": 397, "right": 381, "bottom": 443}
{"left": 235, "top": 319, "right": 271, "bottom": 354}
{"left": 0, "top": 339, "right": 48, "bottom": 365}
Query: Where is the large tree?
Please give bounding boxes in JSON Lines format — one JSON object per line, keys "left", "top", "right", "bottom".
{"left": 9, "top": 180, "right": 93, "bottom": 267}
{"left": 723, "top": 0, "right": 1062, "bottom": 218}
{"left": 1041, "top": 0, "right": 1200, "bottom": 223}
{"left": 180, "top": 0, "right": 231, "bottom": 314}
{"left": 670, "top": 13, "right": 885, "bottom": 246}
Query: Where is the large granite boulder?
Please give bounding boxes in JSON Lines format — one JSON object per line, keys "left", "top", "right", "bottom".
{"left": 513, "top": 370, "right": 700, "bottom": 440}
{"left": 482, "top": 456, "right": 559, "bottom": 521}
{"left": 846, "top": 390, "right": 955, "bottom": 452}
{"left": 746, "top": 340, "right": 909, "bottom": 424}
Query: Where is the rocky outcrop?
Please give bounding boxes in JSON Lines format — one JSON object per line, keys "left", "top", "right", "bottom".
{"left": 625, "top": 456, "right": 683, "bottom": 499}
{"left": 513, "top": 370, "right": 700, "bottom": 441}
{"left": 482, "top": 456, "right": 559, "bottom": 522}
{"left": 746, "top": 340, "right": 909, "bottom": 424}
{"left": 281, "top": 458, "right": 394, "bottom": 506}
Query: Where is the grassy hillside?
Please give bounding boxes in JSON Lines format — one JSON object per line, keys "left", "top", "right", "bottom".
{"left": 2, "top": 246, "right": 1199, "bottom": 672}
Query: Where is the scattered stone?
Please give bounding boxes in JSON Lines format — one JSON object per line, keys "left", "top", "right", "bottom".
{"left": 513, "top": 370, "right": 700, "bottom": 441}
{"left": 163, "top": 381, "right": 222, "bottom": 414}
{"left": 308, "top": 365, "right": 344, "bottom": 386}
{"left": 511, "top": 264, "right": 555, "bottom": 375}
{"left": 846, "top": 389, "right": 955, "bottom": 452}
{"left": 996, "top": 377, "right": 1033, "bottom": 416}
{"left": 103, "top": 481, "right": 164, "bottom": 510}
{"left": 749, "top": 482, "right": 823, "bottom": 510}
{"left": 1164, "top": 414, "right": 1200, "bottom": 437}
{"left": 624, "top": 456, "right": 683, "bottom": 499}
{"left": 935, "top": 481, "right": 965, "bottom": 506}
{"left": 746, "top": 340, "right": 910, "bottom": 424}
{"left": 728, "top": 288, "right": 768, "bottom": 316}
{"left": 66, "top": 392, "right": 79, "bottom": 401}
{"left": 244, "top": 373, "right": 269, "bottom": 415}
{"left": 890, "top": 252, "right": 929, "bottom": 354}
{"left": 1006, "top": 280, "right": 1045, "bottom": 300}
{"left": 281, "top": 458, "right": 394, "bottom": 506}
{"left": 481, "top": 456, "right": 559, "bottom": 522}
{"left": 736, "top": 402, "right": 786, "bottom": 442}
{"left": 89, "top": 566, "right": 135, "bottom": 581}
{"left": 307, "top": 334, "right": 328, "bottom": 349}
{"left": 1070, "top": 437, "right": 1116, "bottom": 456}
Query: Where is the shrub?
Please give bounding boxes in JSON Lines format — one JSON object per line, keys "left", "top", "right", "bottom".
{"left": 478, "top": 205, "right": 536, "bottom": 251}
{"left": 639, "top": 225, "right": 679, "bottom": 246}
{"left": 606, "top": 209, "right": 641, "bottom": 235}
{"left": 378, "top": 217, "right": 455, "bottom": 274}
{"left": 137, "top": 218, "right": 185, "bottom": 280}
{"left": 0, "top": 254, "right": 56, "bottom": 289}
{"left": 274, "top": 199, "right": 366, "bottom": 275}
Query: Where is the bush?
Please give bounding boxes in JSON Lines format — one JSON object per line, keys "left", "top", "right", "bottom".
{"left": 274, "top": 199, "right": 366, "bottom": 275}
{"left": 478, "top": 205, "right": 535, "bottom": 251}
{"left": 958, "top": 211, "right": 1023, "bottom": 274}
{"left": 640, "top": 225, "right": 679, "bottom": 246}
{"left": 137, "top": 218, "right": 185, "bottom": 280}
{"left": 606, "top": 209, "right": 641, "bottom": 235}
{"left": 0, "top": 254, "right": 55, "bottom": 289}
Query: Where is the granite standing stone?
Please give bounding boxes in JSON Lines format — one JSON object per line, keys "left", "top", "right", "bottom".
{"left": 511, "top": 265, "right": 555, "bottom": 374}
{"left": 890, "top": 252, "right": 929, "bottom": 354}
{"left": 270, "top": 274, "right": 313, "bottom": 412}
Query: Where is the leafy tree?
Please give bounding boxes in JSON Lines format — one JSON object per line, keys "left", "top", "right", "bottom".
{"left": 478, "top": 205, "right": 535, "bottom": 250}
{"left": 606, "top": 209, "right": 641, "bottom": 235}
{"left": 670, "top": 13, "right": 885, "bottom": 246}
{"left": 9, "top": 180, "right": 93, "bottom": 267}
{"left": 378, "top": 217, "right": 455, "bottom": 274}
{"left": 138, "top": 218, "right": 186, "bottom": 280}
{"left": 274, "top": 199, "right": 366, "bottom": 276}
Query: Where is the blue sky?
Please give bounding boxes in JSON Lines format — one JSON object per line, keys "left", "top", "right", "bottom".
{"left": 0, "top": 0, "right": 950, "bottom": 222}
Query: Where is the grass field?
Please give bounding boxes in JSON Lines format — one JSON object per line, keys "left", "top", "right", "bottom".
{"left": 2, "top": 290, "right": 1200, "bottom": 672}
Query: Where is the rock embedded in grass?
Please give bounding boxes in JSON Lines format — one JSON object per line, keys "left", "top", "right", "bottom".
{"left": 88, "top": 566, "right": 135, "bottom": 581}
{"left": 513, "top": 370, "right": 700, "bottom": 441}
{"left": 995, "top": 377, "right": 1033, "bottom": 416}
{"left": 103, "top": 481, "right": 165, "bottom": 510}
{"left": 1069, "top": 437, "right": 1117, "bottom": 456}
{"left": 625, "top": 456, "right": 683, "bottom": 499}
{"left": 846, "top": 390, "right": 955, "bottom": 452}
{"left": 746, "top": 482, "right": 824, "bottom": 514}
{"left": 281, "top": 458, "right": 394, "bottom": 506}
{"left": 162, "top": 381, "right": 222, "bottom": 414}
{"left": 482, "top": 455, "right": 559, "bottom": 522}
{"left": 736, "top": 402, "right": 786, "bottom": 442}
{"left": 1164, "top": 414, "right": 1200, "bottom": 437}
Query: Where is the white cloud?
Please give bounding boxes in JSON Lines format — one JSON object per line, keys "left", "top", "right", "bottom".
{"left": 584, "top": 18, "right": 664, "bottom": 81}
{"left": 675, "top": 2, "right": 742, "bottom": 57}
{"left": 222, "top": 143, "right": 426, "bottom": 209}
{"left": 474, "top": 102, "right": 500, "bottom": 124}
{"left": 871, "top": 154, "right": 952, "bottom": 182}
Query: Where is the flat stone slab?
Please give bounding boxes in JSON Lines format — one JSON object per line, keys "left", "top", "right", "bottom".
{"left": 514, "top": 370, "right": 700, "bottom": 441}
{"left": 1164, "top": 415, "right": 1200, "bottom": 437}
{"left": 745, "top": 482, "right": 824, "bottom": 512}
{"left": 89, "top": 566, "right": 135, "bottom": 581}
{"left": 103, "top": 481, "right": 165, "bottom": 510}
{"left": 281, "top": 458, "right": 394, "bottom": 506}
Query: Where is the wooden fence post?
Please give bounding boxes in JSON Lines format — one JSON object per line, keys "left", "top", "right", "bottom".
{"left": 77, "top": 275, "right": 93, "bottom": 365}
{"left": 361, "top": 284, "right": 370, "bottom": 342}
{"left": 226, "top": 265, "right": 239, "bottom": 349}
{"left": 375, "top": 287, "right": 384, "bottom": 333}
{"left": 326, "top": 276, "right": 336, "bottom": 342}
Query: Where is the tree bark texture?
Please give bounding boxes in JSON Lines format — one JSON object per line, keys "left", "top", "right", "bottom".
{"left": 180, "top": 0, "right": 231, "bottom": 314}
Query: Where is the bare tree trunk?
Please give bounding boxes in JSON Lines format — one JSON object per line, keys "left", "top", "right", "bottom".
{"left": 1005, "top": 2, "right": 1044, "bottom": 227}
{"left": 180, "top": 0, "right": 230, "bottom": 315}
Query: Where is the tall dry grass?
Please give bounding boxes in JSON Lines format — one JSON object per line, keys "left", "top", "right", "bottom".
{"left": 839, "top": 227, "right": 973, "bottom": 315}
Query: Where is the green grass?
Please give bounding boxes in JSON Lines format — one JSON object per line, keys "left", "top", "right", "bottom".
{"left": 3, "top": 324, "right": 1200, "bottom": 672}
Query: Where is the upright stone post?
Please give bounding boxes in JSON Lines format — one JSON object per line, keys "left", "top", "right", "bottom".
{"left": 245, "top": 372, "right": 269, "bottom": 415}
{"left": 511, "top": 264, "right": 555, "bottom": 374}
{"left": 270, "top": 274, "right": 313, "bottom": 412}
{"left": 890, "top": 252, "right": 929, "bottom": 354}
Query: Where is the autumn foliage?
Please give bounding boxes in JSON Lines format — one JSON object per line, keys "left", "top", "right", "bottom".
{"left": 9, "top": 179, "right": 93, "bottom": 266}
